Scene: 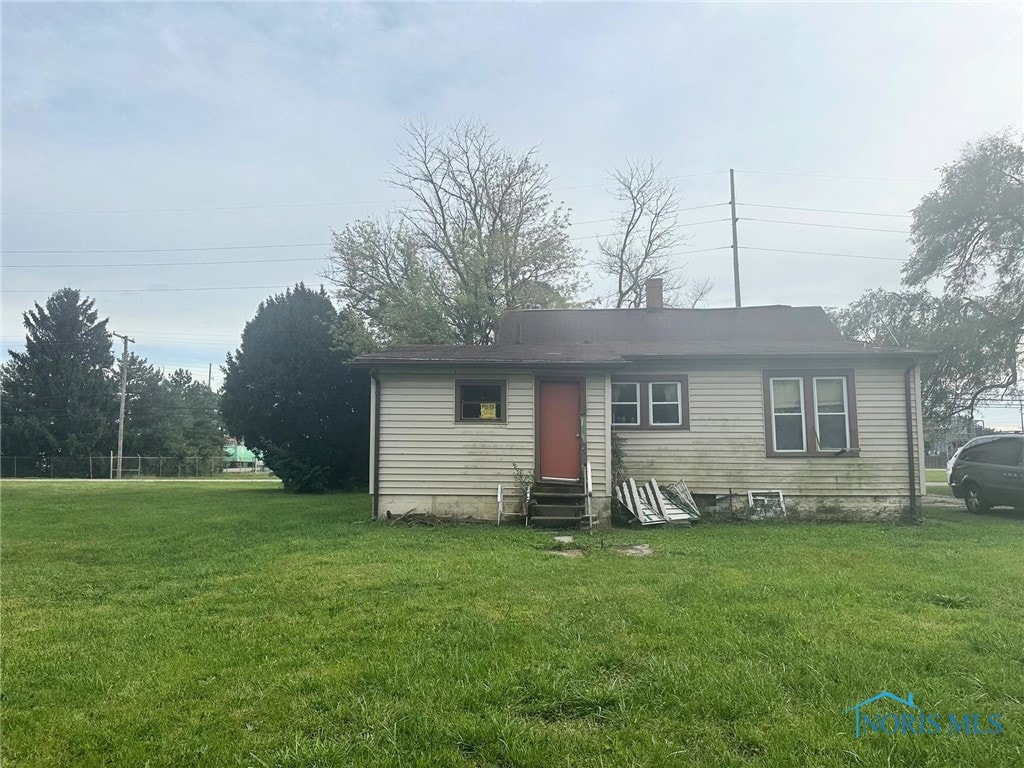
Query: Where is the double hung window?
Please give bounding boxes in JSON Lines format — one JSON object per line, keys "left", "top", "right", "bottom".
{"left": 611, "top": 377, "right": 689, "bottom": 430}
{"left": 764, "top": 371, "right": 857, "bottom": 456}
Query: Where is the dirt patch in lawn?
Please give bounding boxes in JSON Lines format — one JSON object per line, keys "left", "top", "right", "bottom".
{"left": 546, "top": 549, "right": 586, "bottom": 558}
{"left": 614, "top": 544, "right": 654, "bottom": 557}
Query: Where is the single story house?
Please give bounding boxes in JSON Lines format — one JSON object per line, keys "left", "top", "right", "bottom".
{"left": 355, "top": 280, "right": 926, "bottom": 523}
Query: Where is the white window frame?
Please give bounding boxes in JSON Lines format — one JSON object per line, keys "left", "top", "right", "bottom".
{"left": 813, "top": 376, "right": 850, "bottom": 451}
{"left": 611, "top": 381, "right": 640, "bottom": 426}
{"left": 648, "top": 381, "right": 682, "bottom": 426}
{"left": 769, "top": 377, "right": 806, "bottom": 453}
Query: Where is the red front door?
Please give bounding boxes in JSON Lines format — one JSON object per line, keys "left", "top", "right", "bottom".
{"left": 537, "top": 380, "right": 582, "bottom": 481}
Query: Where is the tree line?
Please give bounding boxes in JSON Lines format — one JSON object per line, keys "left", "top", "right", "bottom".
{"left": 1, "top": 288, "right": 224, "bottom": 476}
{"left": 3, "top": 122, "right": 1020, "bottom": 490}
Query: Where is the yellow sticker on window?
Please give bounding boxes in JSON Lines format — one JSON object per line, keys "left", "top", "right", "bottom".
{"left": 480, "top": 403, "right": 497, "bottom": 419}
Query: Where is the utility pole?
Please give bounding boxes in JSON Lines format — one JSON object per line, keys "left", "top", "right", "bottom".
{"left": 112, "top": 332, "right": 134, "bottom": 479}
{"left": 730, "top": 168, "right": 742, "bottom": 308}
{"left": 208, "top": 362, "right": 213, "bottom": 389}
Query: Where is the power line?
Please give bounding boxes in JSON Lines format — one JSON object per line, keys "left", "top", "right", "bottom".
{"left": 3, "top": 205, "right": 734, "bottom": 258}
{"left": 121, "top": 329, "right": 239, "bottom": 338}
{"left": 676, "top": 202, "right": 729, "bottom": 212}
{"left": 2, "top": 339, "right": 233, "bottom": 349}
{"left": 570, "top": 218, "right": 729, "bottom": 242}
{"left": 739, "top": 202, "right": 913, "bottom": 219}
{"left": 495, "top": 170, "right": 727, "bottom": 193}
{"left": 3, "top": 242, "right": 331, "bottom": 255}
{"left": 576, "top": 202, "right": 728, "bottom": 223}
{"left": 2, "top": 240, "right": 729, "bottom": 292}
{"left": 742, "top": 246, "right": 907, "bottom": 262}
{"left": 1, "top": 285, "right": 293, "bottom": 295}
{"left": 2, "top": 166, "right": 943, "bottom": 219}
{"left": 742, "top": 218, "right": 910, "bottom": 234}
{"left": 0, "top": 242, "right": 728, "bottom": 294}
{"left": 665, "top": 246, "right": 732, "bottom": 257}
{"left": 2, "top": 199, "right": 407, "bottom": 216}
{"left": 2, "top": 173, "right": 729, "bottom": 216}
{"left": 2, "top": 332, "right": 239, "bottom": 344}
{"left": 680, "top": 217, "right": 732, "bottom": 227}
{"left": 3, "top": 256, "right": 326, "bottom": 269}
{"left": 570, "top": 232, "right": 615, "bottom": 241}
{"left": 734, "top": 169, "right": 938, "bottom": 183}
{"left": 136, "top": 339, "right": 235, "bottom": 347}
{"left": 4, "top": 405, "right": 222, "bottom": 417}
{"left": 567, "top": 202, "right": 726, "bottom": 223}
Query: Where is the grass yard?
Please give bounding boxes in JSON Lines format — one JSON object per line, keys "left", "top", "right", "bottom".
{"left": 3, "top": 482, "right": 1023, "bottom": 767}
{"left": 925, "top": 468, "right": 954, "bottom": 497}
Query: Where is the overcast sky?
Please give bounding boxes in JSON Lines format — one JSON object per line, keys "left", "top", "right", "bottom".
{"left": 3, "top": 2, "right": 1022, "bottom": 428}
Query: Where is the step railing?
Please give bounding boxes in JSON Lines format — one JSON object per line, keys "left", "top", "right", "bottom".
{"left": 584, "top": 461, "right": 595, "bottom": 533}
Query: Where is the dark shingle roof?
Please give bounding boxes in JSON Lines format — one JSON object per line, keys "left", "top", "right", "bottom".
{"left": 496, "top": 306, "right": 847, "bottom": 346}
{"left": 355, "top": 306, "right": 923, "bottom": 366}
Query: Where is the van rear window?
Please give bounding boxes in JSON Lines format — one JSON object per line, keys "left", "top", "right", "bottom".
{"left": 961, "top": 438, "right": 1023, "bottom": 467}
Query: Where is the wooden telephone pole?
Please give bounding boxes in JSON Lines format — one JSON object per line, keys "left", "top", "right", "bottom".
{"left": 730, "top": 168, "right": 742, "bottom": 308}
{"left": 112, "top": 332, "right": 135, "bottom": 479}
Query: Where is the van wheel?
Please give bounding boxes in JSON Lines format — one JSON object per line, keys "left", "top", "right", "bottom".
{"left": 964, "top": 483, "right": 989, "bottom": 514}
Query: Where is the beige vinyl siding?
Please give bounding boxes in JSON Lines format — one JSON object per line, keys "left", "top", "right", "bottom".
{"left": 914, "top": 364, "right": 926, "bottom": 494}
{"left": 617, "top": 361, "right": 922, "bottom": 497}
{"left": 377, "top": 370, "right": 534, "bottom": 496}
{"left": 585, "top": 375, "right": 609, "bottom": 496}
{"left": 373, "top": 358, "right": 924, "bottom": 503}
{"left": 368, "top": 375, "right": 378, "bottom": 491}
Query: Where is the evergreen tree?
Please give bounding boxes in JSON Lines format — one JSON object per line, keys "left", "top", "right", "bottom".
{"left": 222, "top": 284, "right": 369, "bottom": 492}
{"left": 1, "top": 288, "right": 118, "bottom": 474}
{"left": 116, "top": 352, "right": 170, "bottom": 457}
{"left": 111, "top": 357, "right": 224, "bottom": 460}
{"left": 163, "top": 369, "right": 223, "bottom": 458}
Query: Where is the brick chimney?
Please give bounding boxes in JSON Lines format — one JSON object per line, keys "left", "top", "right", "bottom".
{"left": 645, "top": 278, "right": 664, "bottom": 310}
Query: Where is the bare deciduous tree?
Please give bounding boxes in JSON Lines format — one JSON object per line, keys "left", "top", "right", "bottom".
{"left": 597, "top": 159, "right": 712, "bottom": 308}
{"left": 323, "top": 120, "right": 584, "bottom": 345}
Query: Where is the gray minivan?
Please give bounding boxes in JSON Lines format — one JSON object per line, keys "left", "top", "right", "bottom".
{"left": 947, "top": 434, "right": 1024, "bottom": 513}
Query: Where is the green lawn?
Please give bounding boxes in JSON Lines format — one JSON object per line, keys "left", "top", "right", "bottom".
{"left": 3, "top": 482, "right": 1023, "bottom": 767}
{"left": 925, "top": 468, "right": 954, "bottom": 497}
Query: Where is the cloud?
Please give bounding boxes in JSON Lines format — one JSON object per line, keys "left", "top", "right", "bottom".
{"left": 2, "top": 2, "right": 1020, "bottom": 385}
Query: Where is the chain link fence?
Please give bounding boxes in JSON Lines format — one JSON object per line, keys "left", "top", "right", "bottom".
{"left": 923, "top": 420, "right": 995, "bottom": 469}
{"left": 0, "top": 455, "right": 269, "bottom": 479}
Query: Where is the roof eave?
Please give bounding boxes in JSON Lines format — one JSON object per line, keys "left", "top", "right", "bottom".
{"left": 353, "top": 348, "right": 933, "bottom": 368}
{"left": 353, "top": 358, "right": 626, "bottom": 368}
{"left": 622, "top": 349, "right": 934, "bottom": 361}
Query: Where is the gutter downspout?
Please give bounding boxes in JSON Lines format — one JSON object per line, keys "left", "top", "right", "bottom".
{"left": 904, "top": 363, "right": 919, "bottom": 518}
{"left": 370, "top": 368, "right": 382, "bottom": 521}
